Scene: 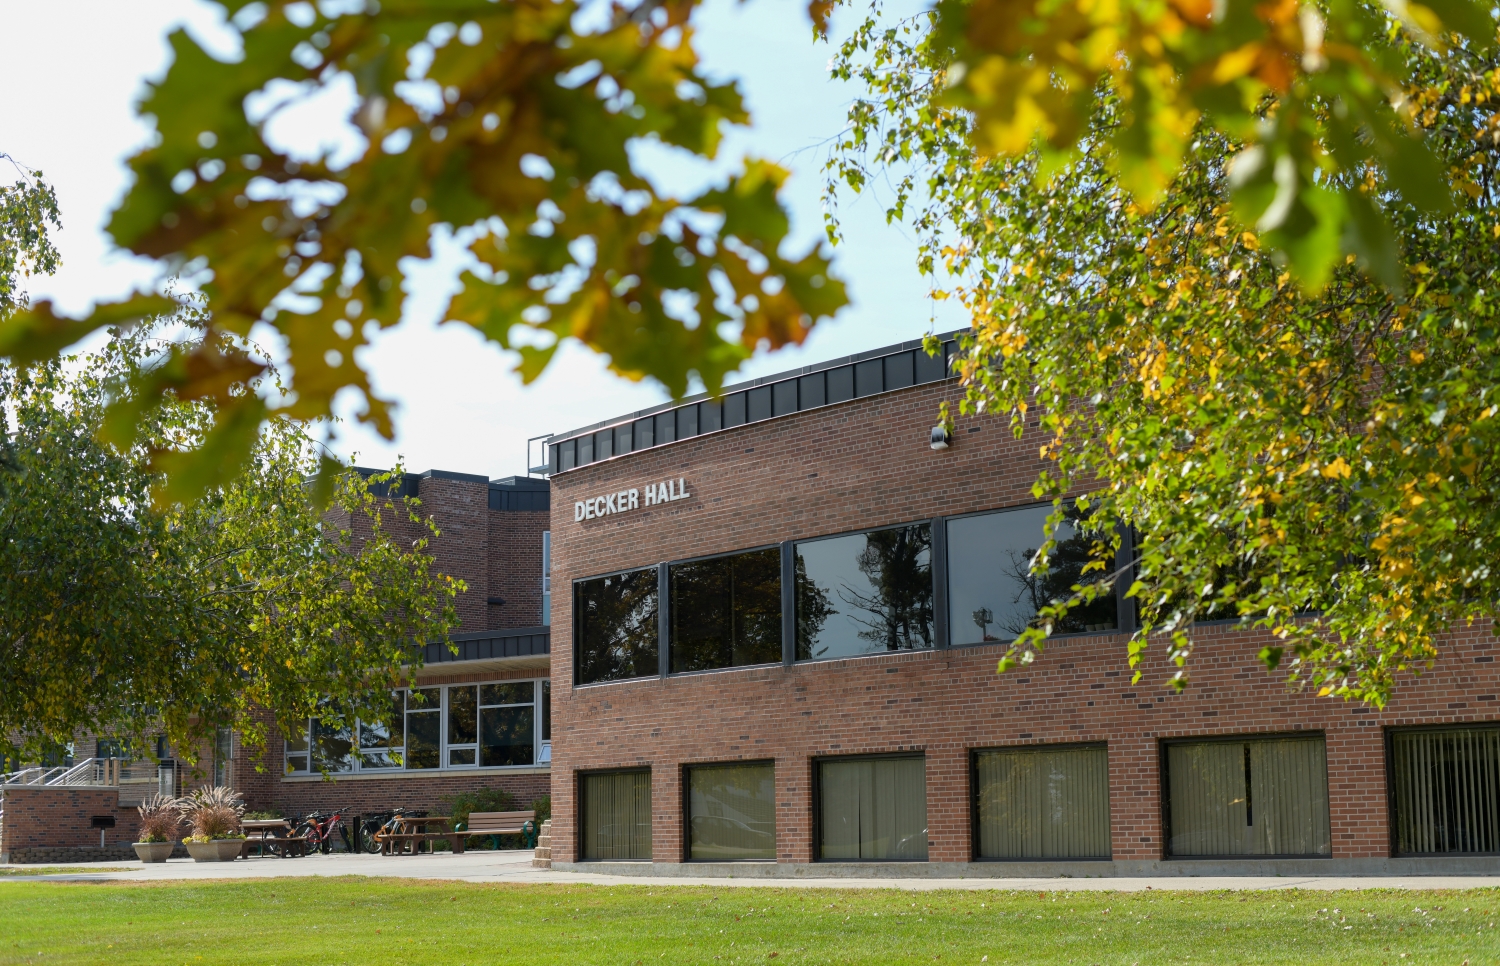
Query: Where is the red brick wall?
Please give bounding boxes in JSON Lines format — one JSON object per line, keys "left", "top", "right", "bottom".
{"left": 489, "top": 509, "right": 548, "bottom": 626}
{"left": 0, "top": 786, "right": 140, "bottom": 850}
{"left": 545, "top": 380, "right": 1500, "bottom": 864}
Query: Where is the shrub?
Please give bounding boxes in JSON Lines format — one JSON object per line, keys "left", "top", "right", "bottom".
{"left": 176, "top": 785, "right": 246, "bottom": 841}
{"left": 243, "top": 810, "right": 283, "bottom": 821}
{"left": 443, "top": 787, "right": 515, "bottom": 831}
{"left": 531, "top": 795, "right": 551, "bottom": 826}
{"left": 136, "top": 794, "right": 180, "bottom": 844}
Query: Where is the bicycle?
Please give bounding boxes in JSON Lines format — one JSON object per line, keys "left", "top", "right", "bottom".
{"left": 295, "top": 807, "right": 353, "bottom": 855}
{"left": 364, "top": 807, "right": 429, "bottom": 854}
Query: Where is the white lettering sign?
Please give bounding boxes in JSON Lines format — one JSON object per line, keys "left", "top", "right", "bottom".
{"left": 575, "top": 478, "right": 690, "bottom": 522}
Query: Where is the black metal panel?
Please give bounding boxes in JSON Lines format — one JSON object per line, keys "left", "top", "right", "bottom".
{"left": 772, "top": 379, "right": 798, "bottom": 417}
{"left": 781, "top": 541, "right": 795, "bottom": 666}
{"left": 577, "top": 433, "right": 594, "bottom": 464}
{"left": 827, "top": 366, "right": 854, "bottom": 403}
{"left": 724, "top": 392, "right": 747, "bottom": 427}
{"left": 635, "top": 416, "right": 655, "bottom": 449}
{"left": 418, "top": 627, "right": 552, "bottom": 665}
{"left": 884, "top": 351, "right": 914, "bottom": 390}
{"left": 799, "top": 372, "right": 826, "bottom": 409}
{"left": 656, "top": 409, "right": 677, "bottom": 444}
{"left": 854, "top": 358, "right": 883, "bottom": 397}
{"left": 595, "top": 428, "right": 613, "bottom": 461}
{"left": 615, "top": 422, "right": 633, "bottom": 455}
{"left": 701, "top": 399, "right": 722, "bottom": 432}
{"left": 914, "top": 342, "right": 948, "bottom": 383}
{"left": 678, "top": 403, "right": 700, "bottom": 438}
{"left": 748, "top": 385, "right": 772, "bottom": 422}
{"left": 559, "top": 439, "right": 576, "bottom": 472}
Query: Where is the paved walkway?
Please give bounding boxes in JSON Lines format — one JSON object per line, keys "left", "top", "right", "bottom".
{"left": 7, "top": 851, "right": 1500, "bottom": 891}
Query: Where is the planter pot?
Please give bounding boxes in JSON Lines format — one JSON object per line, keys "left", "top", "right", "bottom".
{"left": 133, "top": 841, "right": 175, "bottom": 863}
{"left": 185, "top": 839, "right": 243, "bottom": 862}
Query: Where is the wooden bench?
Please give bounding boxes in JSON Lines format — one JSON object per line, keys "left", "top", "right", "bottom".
{"left": 457, "top": 810, "right": 538, "bottom": 849}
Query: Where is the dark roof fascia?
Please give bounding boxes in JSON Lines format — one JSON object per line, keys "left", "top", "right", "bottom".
{"left": 418, "top": 468, "right": 490, "bottom": 484}
{"left": 414, "top": 626, "right": 551, "bottom": 665}
{"left": 488, "top": 476, "right": 550, "bottom": 491}
{"left": 548, "top": 329, "right": 965, "bottom": 444}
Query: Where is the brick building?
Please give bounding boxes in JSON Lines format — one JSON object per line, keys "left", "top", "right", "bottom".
{"left": 230, "top": 470, "right": 555, "bottom": 820}
{"left": 542, "top": 333, "right": 1500, "bottom": 876}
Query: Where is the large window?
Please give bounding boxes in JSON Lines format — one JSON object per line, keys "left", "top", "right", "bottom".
{"left": 975, "top": 744, "right": 1111, "bottom": 860}
{"left": 1164, "top": 735, "right": 1330, "bottom": 857}
{"left": 1391, "top": 726, "right": 1500, "bottom": 855}
{"left": 575, "top": 567, "right": 660, "bottom": 684}
{"left": 795, "top": 523, "right": 933, "bottom": 661}
{"left": 581, "top": 770, "right": 653, "bottom": 861}
{"left": 947, "top": 504, "right": 1117, "bottom": 646}
{"left": 687, "top": 762, "right": 776, "bottom": 861}
{"left": 284, "top": 680, "right": 547, "bottom": 775}
{"left": 818, "top": 755, "right": 927, "bottom": 861}
{"left": 670, "top": 548, "right": 782, "bottom": 673}
{"left": 542, "top": 531, "right": 552, "bottom": 625}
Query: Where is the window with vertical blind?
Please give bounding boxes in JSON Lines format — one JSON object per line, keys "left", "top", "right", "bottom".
{"left": 974, "top": 744, "right": 1111, "bottom": 860}
{"left": 580, "top": 770, "right": 653, "bottom": 861}
{"left": 1391, "top": 726, "right": 1500, "bottom": 855}
{"left": 687, "top": 762, "right": 776, "bottom": 861}
{"left": 1164, "top": 734, "right": 1331, "bottom": 857}
{"left": 818, "top": 756, "right": 927, "bottom": 861}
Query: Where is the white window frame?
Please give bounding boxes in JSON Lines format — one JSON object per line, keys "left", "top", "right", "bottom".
{"left": 283, "top": 679, "right": 550, "bottom": 775}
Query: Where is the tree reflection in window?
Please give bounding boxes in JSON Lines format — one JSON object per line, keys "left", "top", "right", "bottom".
{"left": 575, "top": 567, "right": 659, "bottom": 684}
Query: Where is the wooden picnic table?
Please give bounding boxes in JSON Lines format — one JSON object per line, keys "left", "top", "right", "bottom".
{"left": 380, "top": 815, "right": 466, "bottom": 856}
{"left": 241, "top": 819, "right": 305, "bottom": 858}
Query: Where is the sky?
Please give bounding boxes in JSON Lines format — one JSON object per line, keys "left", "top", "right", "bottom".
{"left": 0, "top": 0, "right": 963, "bottom": 480}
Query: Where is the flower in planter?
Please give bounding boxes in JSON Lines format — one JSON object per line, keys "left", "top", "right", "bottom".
{"left": 136, "top": 794, "right": 180, "bottom": 844}
{"left": 176, "top": 785, "right": 246, "bottom": 841}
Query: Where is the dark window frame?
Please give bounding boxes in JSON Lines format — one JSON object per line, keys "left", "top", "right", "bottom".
{"left": 664, "top": 542, "right": 786, "bottom": 679}
{"left": 1159, "top": 730, "right": 1331, "bottom": 861}
{"left": 793, "top": 518, "right": 938, "bottom": 664}
{"left": 681, "top": 758, "right": 778, "bottom": 863}
{"left": 571, "top": 564, "right": 662, "bottom": 689}
{"left": 968, "top": 741, "right": 1112, "bottom": 862}
{"left": 577, "top": 766, "right": 653, "bottom": 863}
{"left": 1385, "top": 721, "right": 1500, "bottom": 857}
{"left": 942, "top": 501, "right": 1128, "bottom": 650}
{"left": 812, "top": 751, "right": 929, "bottom": 863}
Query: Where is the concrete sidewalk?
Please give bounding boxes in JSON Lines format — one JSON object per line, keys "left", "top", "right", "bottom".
{"left": 6, "top": 850, "right": 1500, "bottom": 891}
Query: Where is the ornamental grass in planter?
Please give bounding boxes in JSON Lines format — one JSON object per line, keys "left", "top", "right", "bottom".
{"left": 133, "top": 795, "right": 180, "bottom": 863}
{"left": 177, "top": 785, "right": 246, "bottom": 862}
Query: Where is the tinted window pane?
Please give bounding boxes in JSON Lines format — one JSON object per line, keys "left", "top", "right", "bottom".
{"left": 656, "top": 410, "right": 676, "bottom": 444}
{"left": 480, "top": 705, "right": 535, "bottom": 767}
{"left": 558, "top": 439, "right": 575, "bottom": 472}
{"left": 678, "top": 404, "right": 699, "bottom": 438}
{"left": 827, "top": 366, "right": 854, "bottom": 403}
{"left": 577, "top": 433, "right": 594, "bottom": 464}
{"left": 670, "top": 548, "right": 782, "bottom": 673}
{"left": 795, "top": 524, "right": 933, "bottom": 661}
{"left": 635, "top": 416, "right": 655, "bottom": 448}
{"left": 405, "top": 687, "right": 442, "bottom": 770}
{"left": 358, "top": 692, "right": 403, "bottom": 769}
{"left": 947, "top": 505, "right": 1117, "bottom": 646}
{"left": 448, "top": 685, "right": 477, "bottom": 745}
{"left": 724, "top": 392, "right": 747, "bottom": 427}
{"left": 689, "top": 762, "right": 776, "bottom": 860}
{"left": 701, "top": 400, "right": 722, "bottom": 433}
{"left": 581, "top": 770, "right": 652, "bottom": 860}
{"left": 481, "top": 682, "right": 533, "bottom": 706}
{"left": 575, "top": 568, "right": 660, "bottom": 684}
{"left": 312, "top": 718, "right": 354, "bottom": 772}
{"left": 541, "top": 680, "right": 551, "bottom": 740}
{"left": 615, "top": 422, "right": 633, "bottom": 454}
{"left": 884, "top": 351, "right": 914, "bottom": 390}
{"left": 854, "top": 359, "right": 883, "bottom": 397}
{"left": 819, "top": 757, "right": 926, "bottom": 860}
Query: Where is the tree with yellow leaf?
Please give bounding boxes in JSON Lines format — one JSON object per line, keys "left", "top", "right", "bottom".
{"left": 830, "top": 3, "right": 1500, "bottom": 705}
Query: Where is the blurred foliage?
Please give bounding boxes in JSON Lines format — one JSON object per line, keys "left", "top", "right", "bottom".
{"left": 0, "top": 308, "right": 462, "bottom": 764}
{"left": 830, "top": 4, "right": 1500, "bottom": 705}
{"left": 0, "top": 0, "right": 848, "bottom": 502}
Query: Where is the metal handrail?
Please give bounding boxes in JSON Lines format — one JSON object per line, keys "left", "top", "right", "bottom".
{"left": 0, "top": 758, "right": 121, "bottom": 787}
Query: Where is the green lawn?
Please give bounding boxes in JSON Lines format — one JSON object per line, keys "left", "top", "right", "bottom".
{"left": 0, "top": 868, "right": 132, "bottom": 878}
{"left": 1, "top": 879, "right": 1497, "bottom": 965}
